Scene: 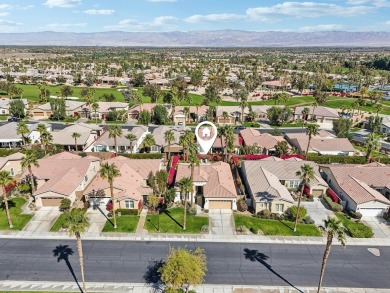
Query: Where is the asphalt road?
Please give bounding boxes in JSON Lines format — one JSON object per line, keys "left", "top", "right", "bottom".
{"left": 0, "top": 239, "right": 389, "bottom": 289}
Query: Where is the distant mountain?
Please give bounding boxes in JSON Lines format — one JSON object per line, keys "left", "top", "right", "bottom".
{"left": 1, "top": 30, "right": 390, "bottom": 47}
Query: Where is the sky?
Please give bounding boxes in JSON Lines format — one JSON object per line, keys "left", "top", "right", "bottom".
{"left": 0, "top": 0, "right": 390, "bottom": 33}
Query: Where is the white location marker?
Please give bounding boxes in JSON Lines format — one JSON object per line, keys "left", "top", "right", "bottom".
{"left": 195, "top": 121, "right": 218, "bottom": 154}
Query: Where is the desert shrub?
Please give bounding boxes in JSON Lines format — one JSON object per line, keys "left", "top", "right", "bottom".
{"left": 236, "top": 225, "right": 248, "bottom": 233}
{"left": 237, "top": 198, "right": 248, "bottom": 212}
{"left": 201, "top": 225, "right": 209, "bottom": 233}
{"left": 250, "top": 227, "right": 259, "bottom": 235}
{"left": 187, "top": 206, "right": 197, "bottom": 215}
{"left": 323, "top": 196, "right": 343, "bottom": 212}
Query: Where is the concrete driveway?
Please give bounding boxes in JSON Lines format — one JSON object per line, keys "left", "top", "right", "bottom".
{"left": 362, "top": 216, "right": 390, "bottom": 238}
{"left": 85, "top": 206, "right": 108, "bottom": 235}
{"left": 22, "top": 207, "right": 60, "bottom": 233}
{"left": 208, "top": 209, "right": 235, "bottom": 235}
{"left": 301, "top": 198, "right": 335, "bottom": 227}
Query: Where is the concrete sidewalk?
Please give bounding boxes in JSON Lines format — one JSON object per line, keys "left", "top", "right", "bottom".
{"left": 1, "top": 229, "right": 390, "bottom": 246}
{"left": 0, "top": 281, "right": 388, "bottom": 293}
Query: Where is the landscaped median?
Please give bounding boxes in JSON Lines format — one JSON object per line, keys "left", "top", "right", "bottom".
{"left": 234, "top": 214, "right": 321, "bottom": 236}
{"left": 145, "top": 207, "right": 208, "bottom": 234}
{"left": 0, "top": 197, "right": 33, "bottom": 230}
{"left": 336, "top": 212, "right": 374, "bottom": 238}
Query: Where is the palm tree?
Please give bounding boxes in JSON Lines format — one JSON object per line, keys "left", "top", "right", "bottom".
{"left": 305, "top": 124, "right": 319, "bottom": 160}
{"left": 217, "top": 125, "right": 228, "bottom": 161}
{"left": 91, "top": 102, "right": 99, "bottom": 123}
{"left": 364, "top": 132, "right": 381, "bottom": 163}
{"left": 317, "top": 217, "right": 346, "bottom": 293}
{"left": 63, "top": 208, "right": 90, "bottom": 293}
{"left": 72, "top": 132, "right": 81, "bottom": 151}
{"left": 239, "top": 98, "right": 248, "bottom": 124}
{"left": 0, "top": 170, "right": 14, "bottom": 228}
{"left": 375, "top": 104, "right": 383, "bottom": 116}
{"left": 188, "top": 152, "right": 200, "bottom": 206}
{"left": 99, "top": 163, "right": 121, "bottom": 229}
{"left": 214, "top": 95, "right": 222, "bottom": 123}
{"left": 142, "top": 133, "right": 156, "bottom": 153}
{"left": 179, "top": 130, "right": 195, "bottom": 161}
{"left": 301, "top": 107, "right": 310, "bottom": 132}
{"left": 164, "top": 130, "right": 175, "bottom": 163}
{"left": 312, "top": 101, "right": 318, "bottom": 114}
{"left": 125, "top": 133, "right": 137, "bottom": 154}
{"left": 225, "top": 125, "right": 235, "bottom": 159}
{"left": 16, "top": 121, "right": 29, "bottom": 149}
{"left": 194, "top": 102, "right": 200, "bottom": 122}
{"left": 132, "top": 91, "right": 143, "bottom": 112}
{"left": 179, "top": 177, "right": 193, "bottom": 231}
{"left": 41, "top": 132, "right": 53, "bottom": 155}
{"left": 108, "top": 125, "right": 122, "bottom": 153}
{"left": 294, "top": 164, "right": 315, "bottom": 232}
{"left": 21, "top": 151, "right": 39, "bottom": 193}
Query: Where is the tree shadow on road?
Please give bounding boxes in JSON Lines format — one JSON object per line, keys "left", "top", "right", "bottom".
{"left": 53, "top": 245, "right": 83, "bottom": 293}
{"left": 143, "top": 258, "right": 164, "bottom": 293}
{"left": 243, "top": 248, "right": 303, "bottom": 293}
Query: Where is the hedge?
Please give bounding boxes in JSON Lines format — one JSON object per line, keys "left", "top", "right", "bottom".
{"left": 108, "top": 209, "right": 139, "bottom": 217}
{"left": 307, "top": 154, "right": 390, "bottom": 164}
{"left": 119, "top": 153, "right": 163, "bottom": 159}
{"left": 323, "top": 196, "right": 343, "bottom": 212}
{"left": 0, "top": 149, "right": 18, "bottom": 157}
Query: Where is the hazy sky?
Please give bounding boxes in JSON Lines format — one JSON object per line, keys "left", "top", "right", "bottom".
{"left": 1, "top": 0, "right": 390, "bottom": 33}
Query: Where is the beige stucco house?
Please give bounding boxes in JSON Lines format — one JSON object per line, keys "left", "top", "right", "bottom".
{"left": 0, "top": 152, "right": 24, "bottom": 177}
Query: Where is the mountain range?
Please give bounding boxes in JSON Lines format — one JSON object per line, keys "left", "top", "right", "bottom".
{"left": 1, "top": 30, "right": 390, "bottom": 47}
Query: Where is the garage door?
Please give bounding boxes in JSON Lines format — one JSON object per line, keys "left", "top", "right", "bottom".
{"left": 208, "top": 200, "right": 232, "bottom": 209}
{"left": 358, "top": 208, "right": 384, "bottom": 217}
{"left": 34, "top": 112, "right": 44, "bottom": 116}
{"left": 312, "top": 189, "right": 324, "bottom": 197}
{"left": 41, "top": 197, "right": 62, "bottom": 206}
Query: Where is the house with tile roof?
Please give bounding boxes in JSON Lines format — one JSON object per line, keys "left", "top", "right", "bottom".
{"left": 285, "top": 130, "right": 356, "bottom": 156}
{"left": 243, "top": 156, "right": 328, "bottom": 195}
{"left": 0, "top": 152, "right": 24, "bottom": 177}
{"left": 150, "top": 125, "right": 188, "bottom": 154}
{"left": 31, "top": 100, "right": 86, "bottom": 119}
{"left": 0, "top": 122, "right": 51, "bottom": 149}
{"left": 240, "top": 128, "right": 288, "bottom": 155}
{"left": 294, "top": 106, "right": 339, "bottom": 123}
{"left": 241, "top": 161, "right": 295, "bottom": 214}
{"left": 175, "top": 162, "right": 238, "bottom": 210}
{"left": 0, "top": 98, "right": 28, "bottom": 116}
{"left": 173, "top": 105, "right": 208, "bottom": 126}
{"left": 320, "top": 163, "right": 390, "bottom": 216}
{"left": 86, "top": 126, "right": 149, "bottom": 153}
{"left": 127, "top": 103, "right": 172, "bottom": 120}
{"left": 90, "top": 102, "right": 129, "bottom": 120}
{"left": 84, "top": 156, "right": 162, "bottom": 209}
{"left": 23, "top": 152, "right": 101, "bottom": 207}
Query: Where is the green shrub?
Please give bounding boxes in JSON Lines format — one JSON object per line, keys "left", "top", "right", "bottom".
{"left": 59, "top": 198, "right": 71, "bottom": 212}
{"left": 115, "top": 209, "right": 139, "bottom": 216}
{"left": 256, "top": 209, "right": 271, "bottom": 219}
{"left": 201, "top": 225, "right": 209, "bottom": 233}
{"left": 303, "top": 216, "right": 315, "bottom": 224}
{"left": 285, "top": 205, "right": 307, "bottom": 222}
{"left": 250, "top": 227, "right": 259, "bottom": 234}
{"left": 323, "top": 196, "right": 343, "bottom": 212}
{"left": 0, "top": 149, "right": 18, "bottom": 157}
{"left": 187, "top": 206, "right": 197, "bottom": 215}
{"left": 119, "top": 153, "right": 164, "bottom": 159}
{"left": 336, "top": 213, "right": 373, "bottom": 238}
{"left": 348, "top": 210, "right": 363, "bottom": 219}
{"left": 307, "top": 154, "right": 390, "bottom": 165}
{"left": 236, "top": 225, "right": 248, "bottom": 233}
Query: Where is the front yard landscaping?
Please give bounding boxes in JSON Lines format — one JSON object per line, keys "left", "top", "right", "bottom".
{"left": 50, "top": 209, "right": 87, "bottom": 232}
{"left": 102, "top": 215, "right": 139, "bottom": 233}
{"left": 145, "top": 207, "right": 208, "bottom": 234}
{"left": 234, "top": 214, "right": 321, "bottom": 236}
{"left": 336, "top": 212, "right": 374, "bottom": 238}
{"left": 0, "top": 197, "right": 33, "bottom": 230}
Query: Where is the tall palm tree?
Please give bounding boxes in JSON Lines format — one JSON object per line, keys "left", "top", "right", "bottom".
{"left": 305, "top": 124, "right": 319, "bottom": 160}
{"left": 225, "top": 125, "right": 235, "bottom": 159}
{"left": 375, "top": 104, "right": 383, "bottom": 116}
{"left": 217, "top": 125, "right": 228, "bottom": 161}
{"left": 0, "top": 170, "right": 14, "bottom": 228}
{"left": 108, "top": 125, "right": 122, "bottom": 153}
{"left": 41, "top": 132, "right": 53, "bottom": 155}
{"left": 91, "top": 102, "right": 99, "bottom": 123}
{"left": 72, "top": 132, "right": 81, "bottom": 151}
{"left": 364, "top": 132, "right": 381, "bottom": 163}
{"left": 63, "top": 208, "right": 90, "bottom": 293}
{"left": 164, "top": 130, "right": 175, "bottom": 163}
{"left": 132, "top": 91, "right": 143, "bottom": 112}
{"left": 301, "top": 107, "right": 310, "bottom": 132}
{"left": 294, "top": 164, "right": 315, "bottom": 232}
{"left": 239, "top": 98, "right": 248, "bottom": 124}
{"left": 317, "top": 217, "right": 346, "bottom": 293}
{"left": 179, "top": 130, "right": 195, "bottom": 161}
{"left": 142, "top": 133, "right": 156, "bottom": 153}
{"left": 188, "top": 151, "right": 200, "bottom": 206}
{"left": 179, "top": 177, "right": 193, "bottom": 231}
{"left": 16, "top": 120, "right": 29, "bottom": 149}
{"left": 125, "top": 133, "right": 137, "bottom": 154}
{"left": 214, "top": 95, "right": 222, "bottom": 123}
{"left": 99, "top": 163, "right": 121, "bottom": 229}
{"left": 21, "top": 151, "right": 39, "bottom": 193}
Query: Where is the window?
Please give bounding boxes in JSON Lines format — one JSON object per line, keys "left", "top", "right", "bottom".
{"left": 93, "top": 166, "right": 96, "bottom": 172}
{"left": 10, "top": 168, "right": 14, "bottom": 176}
{"left": 151, "top": 145, "right": 159, "bottom": 152}
{"left": 289, "top": 180, "right": 300, "bottom": 189}
{"left": 84, "top": 175, "right": 88, "bottom": 182}
{"left": 276, "top": 204, "right": 284, "bottom": 212}
{"left": 125, "top": 200, "right": 134, "bottom": 209}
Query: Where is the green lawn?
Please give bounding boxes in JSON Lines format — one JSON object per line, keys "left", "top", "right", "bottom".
{"left": 0, "top": 197, "right": 33, "bottom": 230}
{"left": 50, "top": 213, "right": 66, "bottom": 232}
{"left": 353, "top": 144, "right": 388, "bottom": 158}
{"left": 234, "top": 214, "right": 321, "bottom": 236}
{"left": 145, "top": 207, "right": 208, "bottom": 234}
{"left": 102, "top": 215, "right": 139, "bottom": 233}
{"left": 335, "top": 212, "right": 374, "bottom": 238}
